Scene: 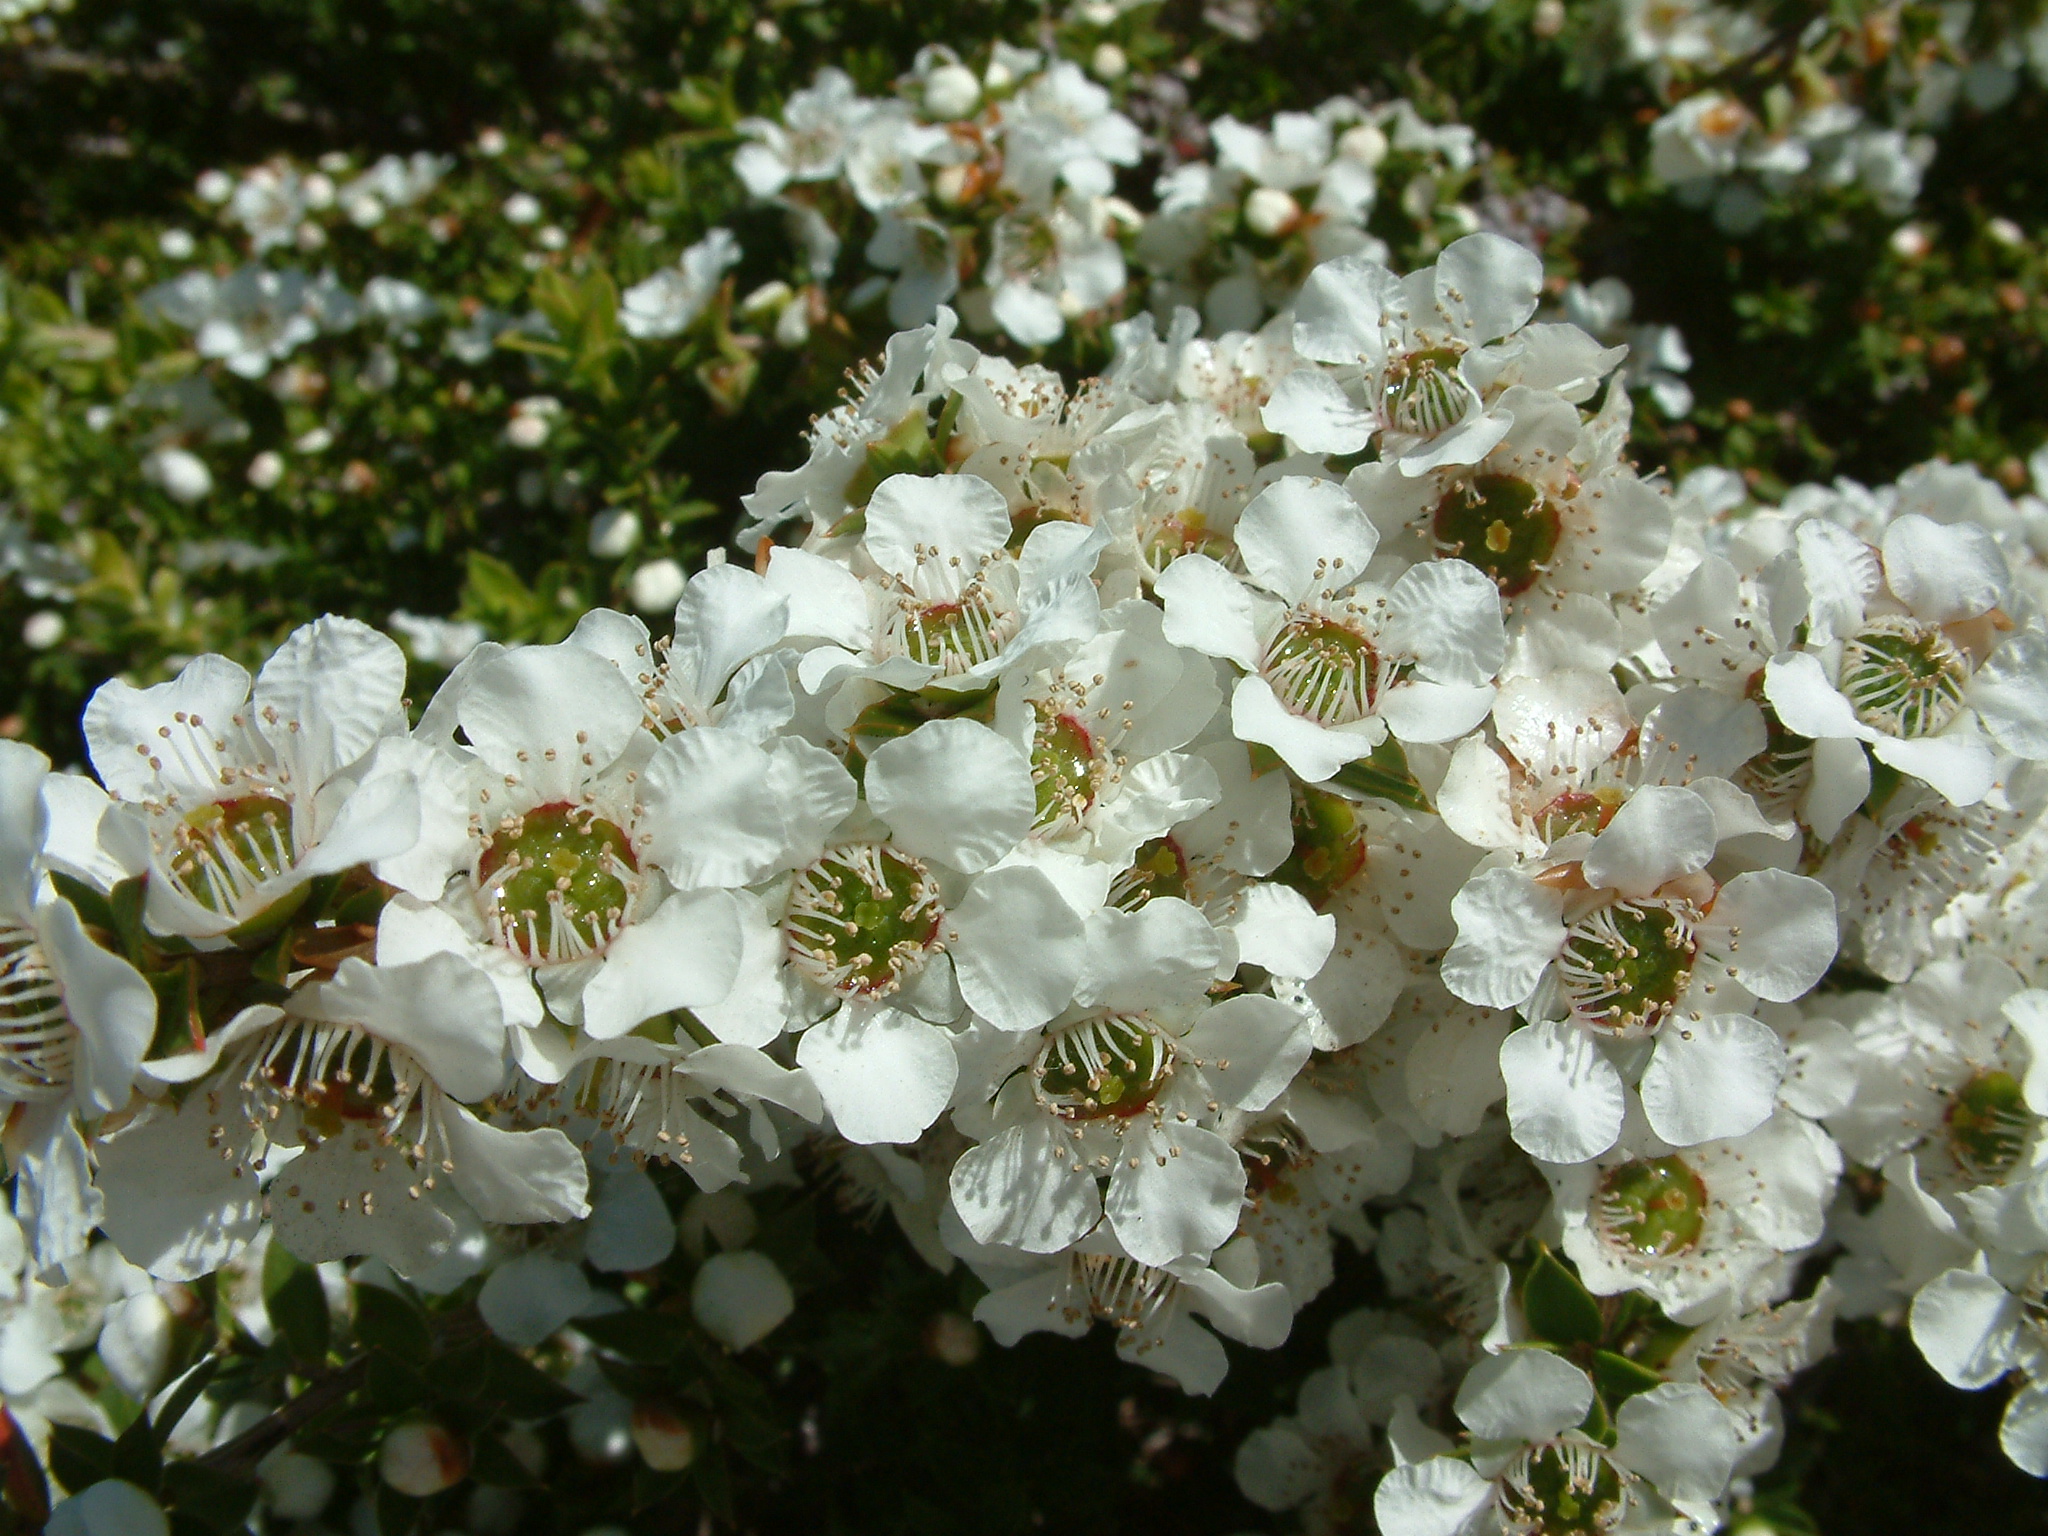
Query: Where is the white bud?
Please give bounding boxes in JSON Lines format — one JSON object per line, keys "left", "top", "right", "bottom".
{"left": 157, "top": 228, "right": 195, "bottom": 260}
{"left": 740, "top": 279, "right": 794, "bottom": 318}
{"left": 44, "top": 1480, "right": 168, "bottom": 1536}
{"left": 1891, "top": 223, "right": 1931, "bottom": 260}
{"left": 506, "top": 413, "right": 551, "bottom": 450}
{"left": 1337, "top": 123, "right": 1388, "bottom": 167}
{"left": 1989, "top": 217, "right": 2025, "bottom": 247}
{"left": 293, "top": 220, "right": 326, "bottom": 252}
{"left": 247, "top": 450, "right": 285, "bottom": 490}
{"left": 923, "top": 63, "right": 981, "bottom": 119}
{"left": 925, "top": 1312, "right": 983, "bottom": 1367}
{"left": 144, "top": 447, "right": 212, "bottom": 503}
{"left": 1243, "top": 186, "right": 1302, "bottom": 238}
{"left": 293, "top": 426, "right": 334, "bottom": 455}
{"left": 774, "top": 298, "right": 812, "bottom": 348}
{"left": 345, "top": 193, "right": 385, "bottom": 228}
{"left": 538, "top": 224, "right": 568, "bottom": 251}
{"left": 629, "top": 558, "right": 688, "bottom": 615}
{"left": 379, "top": 1421, "right": 469, "bottom": 1497}
{"left": 1090, "top": 42, "right": 1128, "bottom": 82}
{"left": 503, "top": 192, "right": 542, "bottom": 226}
{"left": 302, "top": 172, "right": 335, "bottom": 209}
{"left": 630, "top": 1403, "right": 698, "bottom": 1471}
{"left": 680, "top": 1188, "right": 758, "bottom": 1257}
{"left": 477, "top": 126, "right": 508, "bottom": 156}
{"left": 257, "top": 1448, "right": 336, "bottom": 1520}
{"left": 195, "top": 169, "right": 232, "bottom": 203}
{"left": 588, "top": 508, "right": 642, "bottom": 559}
{"left": 1532, "top": 0, "right": 1566, "bottom": 36}
{"left": 932, "top": 162, "right": 974, "bottom": 207}
{"left": 691, "top": 1250, "right": 794, "bottom": 1350}
{"left": 22, "top": 611, "right": 63, "bottom": 650}
{"left": 984, "top": 60, "right": 1015, "bottom": 91}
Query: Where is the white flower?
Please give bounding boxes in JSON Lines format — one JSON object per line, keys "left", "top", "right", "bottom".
{"left": 85, "top": 618, "right": 421, "bottom": 941}
{"left": 1443, "top": 784, "right": 1836, "bottom": 1161}
{"left": 1158, "top": 476, "right": 1505, "bottom": 783}
{"left": 619, "top": 228, "right": 741, "bottom": 340}
{"left": 734, "top": 67, "right": 870, "bottom": 198}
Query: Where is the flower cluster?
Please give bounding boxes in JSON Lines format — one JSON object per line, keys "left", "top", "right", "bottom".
{"left": 9, "top": 226, "right": 2048, "bottom": 1528}
{"left": 733, "top": 44, "right": 1492, "bottom": 347}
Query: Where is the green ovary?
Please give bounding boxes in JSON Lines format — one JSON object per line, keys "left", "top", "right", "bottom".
{"left": 1036, "top": 1014, "right": 1171, "bottom": 1120}
{"left": 479, "top": 803, "right": 637, "bottom": 962}
{"left": 1498, "top": 1443, "right": 1626, "bottom": 1536}
{"left": 1558, "top": 900, "right": 1699, "bottom": 1033}
{"left": 1109, "top": 838, "right": 1192, "bottom": 911}
{"left": 1382, "top": 346, "right": 1468, "bottom": 439}
{"left": 1839, "top": 617, "right": 1971, "bottom": 739}
{"left": 1262, "top": 616, "right": 1380, "bottom": 726}
{"left": 1595, "top": 1155, "right": 1709, "bottom": 1258}
{"left": 1947, "top": 1069, "right": 2031, "bottom": 1183}
{"left": 170, "top": 792, "right": 296, "bottom": 913}
{"left": 1032, "top": 709, "right": 1102, "bottom": 830}
{"left": 1432, "top": 473, "right": 1562, "bottom": 596}
{"left": 785, "top": 843, "right": 945, "bottom": 997}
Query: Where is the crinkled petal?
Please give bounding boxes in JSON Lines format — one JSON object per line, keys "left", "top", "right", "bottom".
{"left": 1499, "top": 1020, "right": 1625, "bottom": 1163}
{"left": 866, "top": 720, "right": 1034, "bottom": 874}
{"left": 1640, "top": 1014, "right": 1786, "bottom": 1147}
{"left": 795, "top": 1005, "right": 958, "bottom": 1145}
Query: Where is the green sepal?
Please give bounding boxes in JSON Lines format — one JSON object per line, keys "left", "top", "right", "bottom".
{"left": 262, "top": 1243, "right": 331, "bottom": 1366}
{"left": 1522, "top": 1247, "right": 1604, "bottom": 1348}
{"left": 1329, "top": 735, "right": 1432, "bottom": 812}
{"left": 1591, "top": 1348, "right": 1667, "bottom": 1409}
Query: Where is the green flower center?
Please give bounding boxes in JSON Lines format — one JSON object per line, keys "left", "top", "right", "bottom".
{"left": 1839, "top": 616, "right": 1971, "bottom": 740}
{"left": 169, "top": 792, "right": 296, "bottom": 913}
{"left": 1735, "top": 704, "right": 1815, "bottom": 818}
{"left": 785, "top": 842, "right": 945, "bottom": 998}
{"left": 0, "top": 923, "right": 71, "bottom": 1101}
{"left": 1142, "top": 510, "right": 1234, "bottom": 576}
{"left": 890, "top": 586, "right": 1016, "bottom": 675}
{"left": 1274, "top": 783, "right": 1370, "bottom": 910}
{"left": 1946, "top": 1068, "right": 2031, "bottom": 1183}
{"left": 1108, "top": 837, "right": 1192, "bottom": 911}
{"left": 1035, "top": 1013, "right": 1172, "bottom": 1120}
{"left": 1432, "top": 473, "right": 1562, "bottom": 596}
{"left": 1382, "top": 345, "right": 1469, "bottom": 439}
{"left": 1498, "top": 1442, "right": 1627, "bottom": 1536}
{"left": 1240, "top": 1119, "right": 1310, "bottom": 1197}
{"left": 1262, "top": 616, "right": 1381, "bottom": 726}
{"left": 1032, "top": 708, "right": 1102, "bottom": 831}
{"left": 1557, "top": 899, "right": 1700, "bottom": 1034}
{"left": 478, "top": 802, "right": 639, "bottom": 963}
{"left": 1594, "top": 1155, "right": 1710, "bottom": 1258}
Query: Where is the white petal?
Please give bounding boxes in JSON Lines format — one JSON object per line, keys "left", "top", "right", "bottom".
{"left": 1222, "top": 883, "right": 1335, "bottom": 981}
{"left": 1640, "top": 1014, "right": 1786, "bottom": 1146}
{"left": 254, "top": 616, "right": 408, "bottom": 782}
{"left": 1372, "top": 1457, "right": 1496, "bottom": 1536}
{"left": 1156, "top": 554, "right": 1262, "bottom": 671}
{"left": 1581, "top": 785, "right": 1717, "bottom": 894}
{"left": 1974, "top": 631, "right": 2048, "bottom": 759}
{"left": 442, "top": 1105, "right": 591, "bottom": 1224}
{"left": 947, "top": 865, "right": 1085, "bottom": 1031}
{"left": 1232, "top": 674, "right": 1381, "bottom": 784}
{"left": 691, "top": 1250, "right": 794, "bottom": 1349}
{"left": 1383, "top": 558, "right": 1506, "bottom": 684}
{"left": 765, "top": 546, "right": 873, "bottom": 650}
{"left": 1611, "top": 1382, "right": 1742, "bottom": 1508}
{"left": 479, "top": 1253, "right": 595, "bottom": 1347}
{"left": 1802, "top": 732, "right": 1871, "bottom": 843}
{"left": 289, "top": 954, "right": 508, "bottom": 1102}
{"left": 1377, "top": 681, "right": 1496, "bottom": 745}
{"left": 1869, "top": 730, "right": 1997, "bottom": 808}
{"left": 1236, "top": 477, "right": 1379, "bottom": 604}
{"left": 795, "top": 1005, "right": 958, "bottom": 1144}
{"left": 1499, "top": 1020, "right": 1625, "bottom": 1163}
{"left": 45, "top": 1481, "right": 169, "bottom": 1536}
{"left": 865, "top": 472, "right": 1013, "bottom": 583}
{"left": 1704, "top": 869, "right": 1837, "bottom": 1001}
{"left": 1076, "top": 897, "right": 1227, "bottom": 1011}
{"left": 1436, "top": 231, "right": 1544, "bottom": 341}
{"left": 457, "top": 643, "right": 646, "bottom": 800}
{"left": 671, "top": 563, "right": 790, "bottom": 703}
{"left": 1105, "top": 1121, "right": 1245, "bottom": 1266}
{"left": 1293, "top": 253, "right": 1395, "bottom": 367}
{"left": 1440, "top": 868, "right": 1566, "bottom": 1010}
{"left": 866, "top": 719, "right": 1034, "bottom": 874}
{"left": 1762, "top": 651, "right": 1866, "bottom": 740}
{"left": 641, "top": 728, "right": 857, "bottom": 888}
{"left": 39, "top": 898, "right": 154, "bottom": 1114}
{"left": 580, "top": 889, "right": 745, "bottom": 1041}
{"left": 1909, "top": 1268, "right": 2022, "bottom": 1389}
{"left": 1453, "top": 1348, "right": 1594, "bottom": 1441}
{"left": 84, "top": 652, "right": 252, "bottom": 802}
{"left": 1882, "top": 513, "right": 2008, "bottom": 623}
{"left": 948, "top": 1119, "right": 1101, "bottom": 1253}
{"left": 270, "top": 1134, "right": 461, "bottom": 1275}
{"left": 1182, "top": 994, "right": 1313, "bottom": 1111}
{"left": 584, "top": 1167, "right": 678, "bottom": 1272}
{"left": 97, "top": 1096, "right": 263, "bottom": 1281}
{"left": 2001, "top": 1380, "right": 2048, "bottom": 1476}
{"left": 1259, "top": 370, "right": 1373, "bottom": 455}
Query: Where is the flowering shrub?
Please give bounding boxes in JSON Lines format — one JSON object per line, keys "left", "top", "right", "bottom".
{"left": 6, "top": 1, "right": 2048, "bottom": 1533}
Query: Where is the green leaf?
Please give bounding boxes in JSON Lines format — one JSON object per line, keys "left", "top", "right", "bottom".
{"left": 574, "top": 1309, "right": 692, "bottom": 1365}
{"left": 262, "top": 1243, "right": 330, "bottom": 1365}
{"left": 469, "top": 1434, "right": 541, "bottom": 1489}
{"left": 150, "top": 1358, "right": 220, "bottom": 1450}
{"left": 47, "top": 871, "right": 113, "bottom": 932}
{"left": 159, "top": 1461, "right": 260, "bottom": 1533}
{"left": 44, "top": 1424, "right": 115, "bottom": 1496}
{"left": 437, "top": 1339, "right": 579, "bottom": 1418}
{"left": 1522, "top": 1248, "right": 1604, "bottom": 1348}
{"left": 1590, "top": 1349, "right": 1667, "bottom": 1409}
{"left": 109, "top": 1409, "right": 163, "bottom": 1492}
{"left": 353, "top": 1282, "right": 432, "bottom": 1362}
{"left": 1328, "top": 735, "right": 1431, "bottom": 812}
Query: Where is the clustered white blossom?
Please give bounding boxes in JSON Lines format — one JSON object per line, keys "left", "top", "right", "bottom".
{"left": 731, "top": 44, "right": 1492, "bottom": 347}
{"left": 10, "top": 229, "right": 2048, "bottom": 1528}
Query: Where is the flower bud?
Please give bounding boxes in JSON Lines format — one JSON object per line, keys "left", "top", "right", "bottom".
{"left": 691, "top": 1250, "right": 794, "bottom": 1350}
{"left": 144, "top": 447, "right": 212, "bottom": 504}
{"left": 1337, "top": 122, "right": 1388, "bottom": 167}
{"left": 1243, "top": 186, "right": 1301, "bottom": 238}
{"left": 630, "top": 1402, "right": 698, "bottom": 1471}
{"left": 22, "top": 611, "right": 64, "bottom": 650}
{"left": 257, "top": 1448, "right": 336, "bottom": 1520}
{"left": 629, "top": 558, "right": 688, "bottom": 614}
{"left": 588, "top": 508, "right": 642, "bottom": 559}
{"left": 158, "top": 228, "right": 195, "bottom": 259}
{"left": 246, "top": 450, "right": 285, "bottom": 490}
{"left": 379, "top": 1420, "right": 470, "bottom": 1498}
{"left": 1090, "top": 42, "right": 1128, "bottom": 82}
{"left": 923, "top": 63, "right": 981, "bottom": 119}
